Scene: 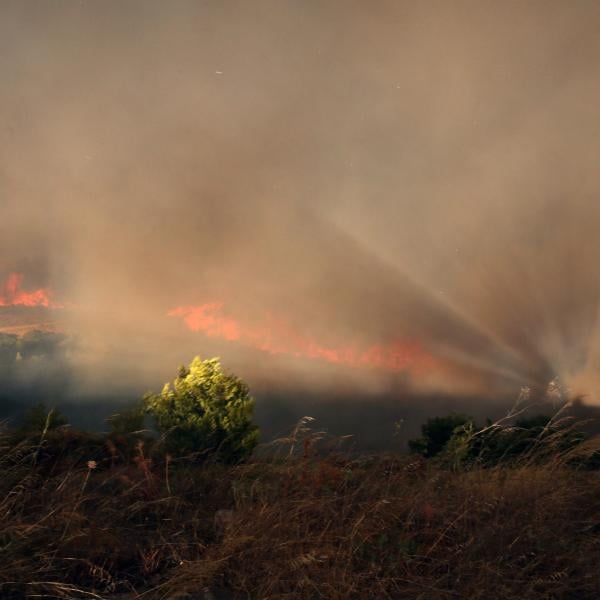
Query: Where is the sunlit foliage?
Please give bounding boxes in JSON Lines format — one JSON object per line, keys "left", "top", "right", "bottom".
{"left": 144, "top": 356, "right": 259, "bottom": 462}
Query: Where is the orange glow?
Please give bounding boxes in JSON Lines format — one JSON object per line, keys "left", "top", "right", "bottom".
{"left": 0, "top": 273, "right": 62, "bottom": 308}
{"left": 168, "top": 303, "right": 435, "bottom": 375}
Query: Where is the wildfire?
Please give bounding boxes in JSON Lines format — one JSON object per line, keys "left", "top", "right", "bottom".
{"left": 0, "top": 273, "right": 62, "bottom": 308}
{"left": 168, "top": 302, "right": 435, "bottom": 375}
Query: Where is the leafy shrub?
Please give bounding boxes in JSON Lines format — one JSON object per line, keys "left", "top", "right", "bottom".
{"left": 408, "top": 413, "right": 473, "bottom": 458}
{"left": 413, "top": 410, "right": 596, "bottom": 469}
{"left": 144, "top": 356, "right": 259, "bottom": 462}
{"left": 462, "top": 414, "right": 591, "bottom": 467}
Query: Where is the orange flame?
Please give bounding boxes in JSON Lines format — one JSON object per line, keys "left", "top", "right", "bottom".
{"left": 0, "top": 273, "right": 62, "bottom": 308}
{"left": 168, "top": 302, "right": 435, "bottom": 375}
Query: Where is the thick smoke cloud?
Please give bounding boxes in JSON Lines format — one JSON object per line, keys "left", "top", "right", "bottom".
{"left": 2, "top": 0, "right": 600, "bottom": 429}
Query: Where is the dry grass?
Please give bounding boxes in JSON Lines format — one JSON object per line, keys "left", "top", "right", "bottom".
{"left": 0, "top": 426, "right": 598, "bottom": 599}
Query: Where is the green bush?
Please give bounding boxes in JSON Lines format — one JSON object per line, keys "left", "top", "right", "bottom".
{"left": 144, "top": 356, "right": 259, "bottom": 462}
{"left": 410, "top": 411, "right": 596, "bottom": 469}
{"left": 462, "top": 414, "right": 590, "bottom": 467}
{"left": 408, "top": 413, "right": 473, "bottom": 458}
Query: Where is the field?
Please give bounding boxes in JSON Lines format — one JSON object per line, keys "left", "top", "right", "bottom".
{"left": 1, "top": 424, "right": 599, "bottom": 600}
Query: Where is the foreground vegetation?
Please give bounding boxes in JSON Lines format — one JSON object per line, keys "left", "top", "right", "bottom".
{"left": 1, "top": 417, "right": 599, "bottom": 599}
{"left": 2, "top": 358, "right": 599, "bottom": 598}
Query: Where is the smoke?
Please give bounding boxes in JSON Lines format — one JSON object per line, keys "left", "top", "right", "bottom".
{"left": 2, "top": 0, "right": 600, "bottom": 422}
{"left": 0, "top": 330, "right": 73, "bottom": 417}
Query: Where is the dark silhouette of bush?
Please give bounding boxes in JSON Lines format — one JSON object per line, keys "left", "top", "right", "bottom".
{"left": 18, "top": 402, "right": 68, "bottom": 436}
{"left": 465, "top": 414, "right": 587, "bottom": 465}
{"left": 414, "top": 411, "right": 596, "bottom": 468}
{"left": 408, "top": 413, "right": 473, "bottom": 458}
{"left": 107, "top": 404, "right": 145, "bottom": 435}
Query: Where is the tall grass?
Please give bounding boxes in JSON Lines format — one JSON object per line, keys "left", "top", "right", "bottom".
{"left": 0, "top": 420, "right": 598, "bottom": 599}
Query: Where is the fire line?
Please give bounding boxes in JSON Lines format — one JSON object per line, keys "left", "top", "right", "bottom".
{"left": 168, "top": 302, "right": 435, "bottom": 375}
{"left": 0, "top": 273, "right": 62, "bottom": 308}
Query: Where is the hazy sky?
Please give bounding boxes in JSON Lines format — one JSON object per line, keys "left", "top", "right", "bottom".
{"left": 2, "top": 1, "right": 600, "bottom": 406}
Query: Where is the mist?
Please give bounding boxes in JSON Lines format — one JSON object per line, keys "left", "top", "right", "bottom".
{"left": 2, "top": 0, "right": 600, "bottom": 436}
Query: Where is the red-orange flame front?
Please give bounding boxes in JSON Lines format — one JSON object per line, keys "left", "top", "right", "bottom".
{"left": 168, "top": 302, "right": 435, "bottom": 375}
{"left": 0, "top": 273, "right": 62, "bottom": 308}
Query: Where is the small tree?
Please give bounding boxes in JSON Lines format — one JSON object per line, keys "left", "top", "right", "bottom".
{"left": 144, "top": 357, "right": 259, "bottom": 462}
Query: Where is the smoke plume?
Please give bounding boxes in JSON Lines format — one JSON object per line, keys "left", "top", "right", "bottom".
{"left": 2, "top": 0, "right": 600, "bottom": 427}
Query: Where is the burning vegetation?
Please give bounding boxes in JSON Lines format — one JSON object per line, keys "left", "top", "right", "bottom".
{"left": 169, "top": 302, "right": 436, "bottom": 376}
{"left": 0, "top": 273, "right": 61, "bottom": 309}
